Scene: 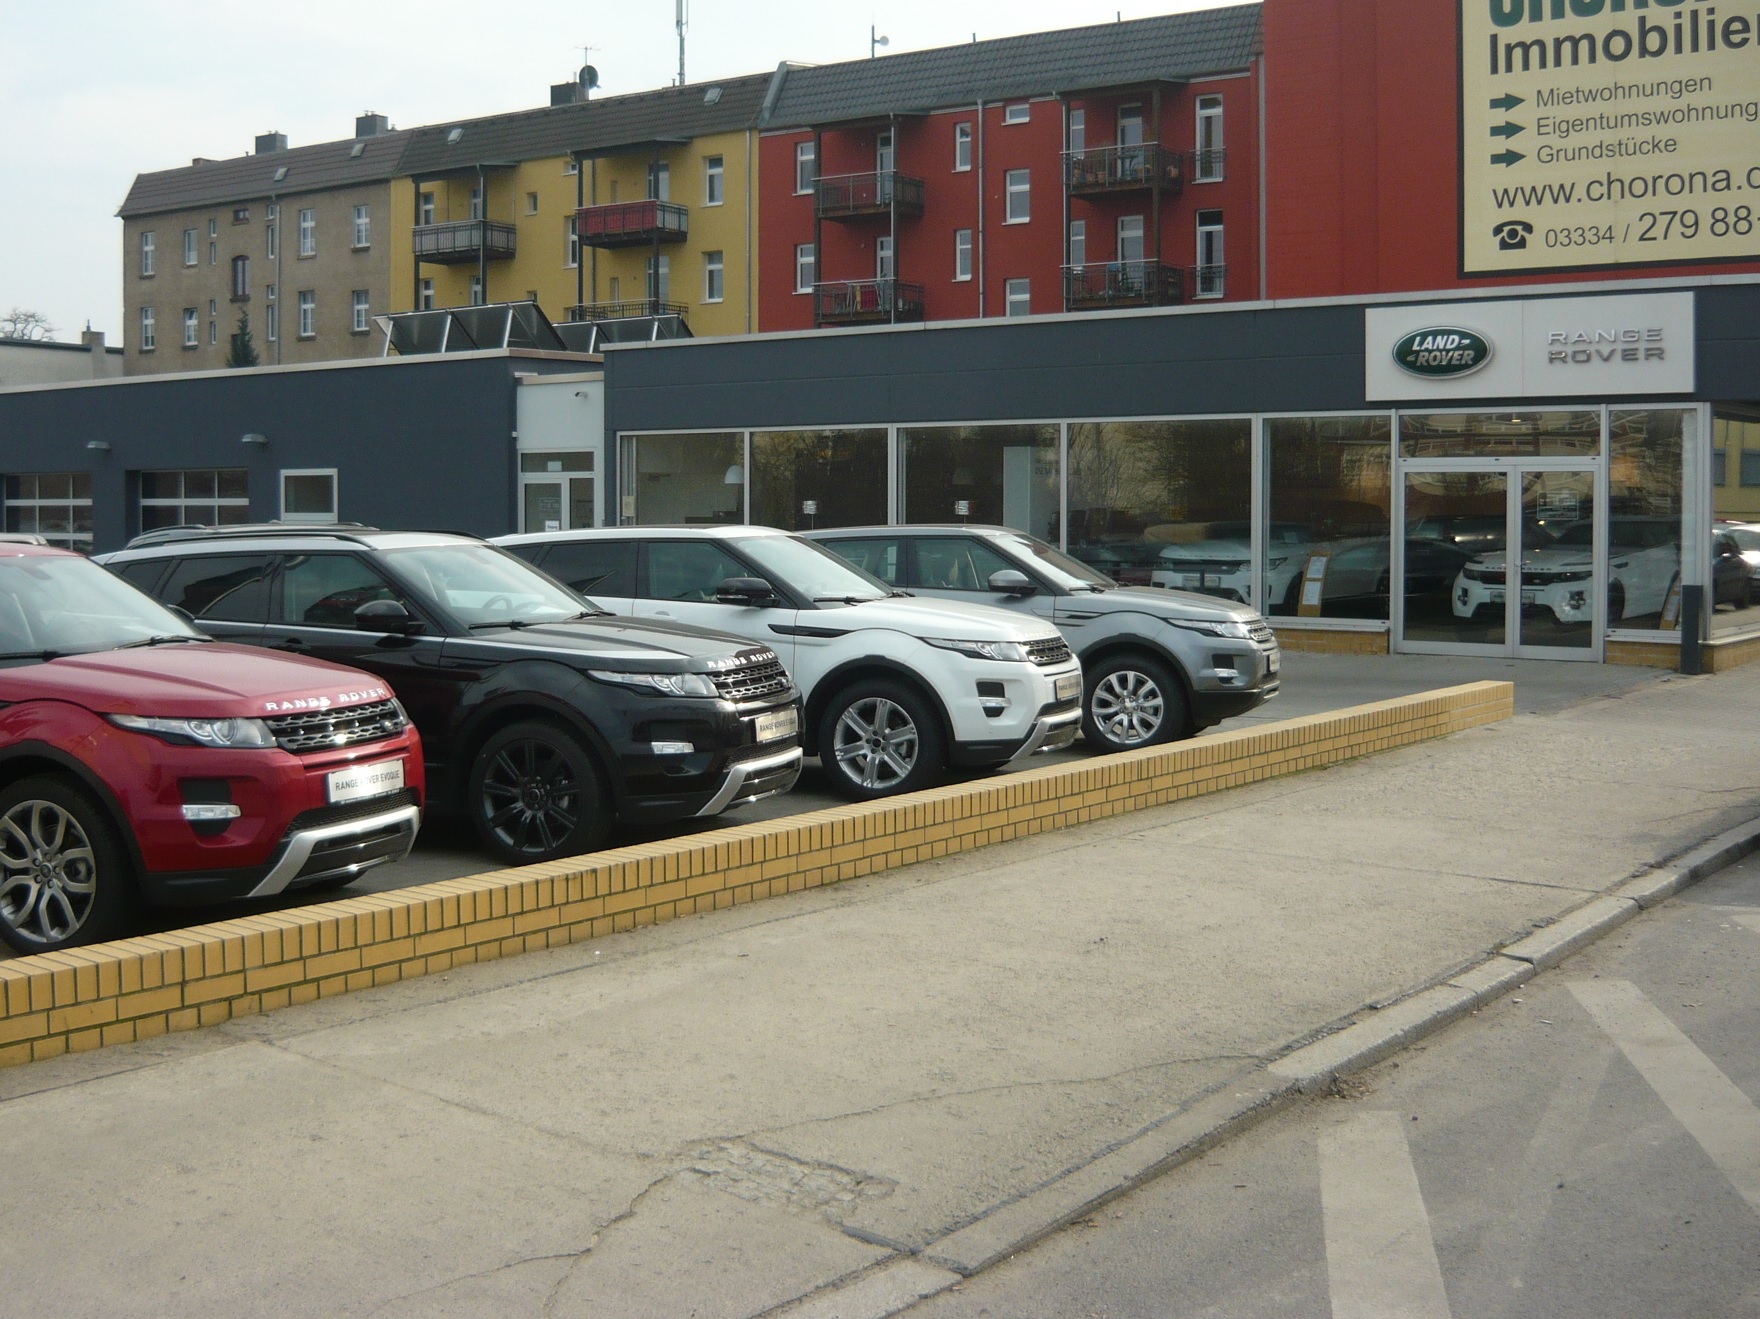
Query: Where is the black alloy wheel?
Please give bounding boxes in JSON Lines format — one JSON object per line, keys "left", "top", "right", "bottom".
{"left": 469, "top": 722, "right": 611, "bottom": 864}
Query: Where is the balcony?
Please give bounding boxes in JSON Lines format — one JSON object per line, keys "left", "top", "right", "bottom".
{"left": 1190, "top": 147, "right": 1227, "bottom": 183}
{"left": 412, "top": 219, "right": 518, "bottom": 265}
{"left": 565, "top": 300, "right": 690, "bottom": 322}
{"left": 813, "top": 279, "right": 925, "bottom": 326}
{"left": 1063, "top": 261, "right": 1184, "bottom": 311}
{"left": 574, "top": 200, "right": 689, "bottom": 250}
{"left": 1064, "top": 144, "right": 1183, "bottom": 196}
{"left": 815, "top": 171, "right": 926, "bottom": 220}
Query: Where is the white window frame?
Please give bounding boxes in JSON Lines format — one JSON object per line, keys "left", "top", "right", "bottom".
{"left": 648, "top": 162, "right": 670, "bottom": 203}
{"left": 954, "top": 123, "right": 972, "bottom": 171}
{"left": 876, "top": 234, "right": 894, "bottom": 281}
{"left": 140, "top": 470, "right": 250, "bottom": 530}
{"left": 418, "top": 191, "right": 435, "bottom": 226}
{"left": 1068, "top": 108, "right": 1086, "bottom": 154}
{"left": 208, "top": 318, "right": 218, "bottom": 346}
{"left": 1118, "top": 103, "right": 1145, "bottom": 147}
{"left": 526, "top": 191, "right": 540, "bottom": 215}
{"left": 954, "top": 228, "right": 973, "bottom": 281}
{"left": 1002, "top": 102, "right": 1031, "bottom": 124}
{"left": 795, "top": 243, "right": 816, "bottom": 293}
{"left": 1004, "top": 278, "right": 1031, "bottom": 317}
{"left": 265, "top": 219, "right": 277, "bottom": 260}
{"left": 1118, "top": 214, "right": 1145, "bottom": 265}
{"left": 139, "top": 307, "right": 155, "bottom": 350}
{"left": 704, "top": 155, "right": 724, "bottom": 206}
{"left": 418, "top": 279, "right": 434, "bottom": 311}
{"left": 297, "top": 208, "right": 315, "bottom": 256}
{"left": 1068, "top": 219, "right": 1087, "bottom": 268}
{"left": 1196, "top": 210, "right": 1225, "bottom": 298}
{"left": 231, "top": 255, "right": 250, "bottom": 300}
{"left": 279, "top": 468, "right": 338, "bottom": 524}
{"left": 646, "top": 254, "right": 670, "bottom": 303}
{"left": 795, "top": 141, "right": 816, "bottom": 195}
{"left": 876, "top": 130, "right": 895, "bottom": 175}
{"left": 469, "top": 186, "right": 484, "bottom": 220}
{"left": 183, "top": 228, "right": 198, "bottom": 266}
{"left": 352, "top": 204, "right": 370, "bottom": 248}
{"left": 140, "top": 231, "right": 155, "bottom": 276}
{"left": 297, "top": 289, "right": 315, "bottom": 337}
{"left": 265, "top": 295, "right": 278, "bottom": 344}
{"left": 1196, "top": 95, "right": 1225, "bottom": 181}
{"left": 1004, "top": 169, "right": 1030, "bottom": 224}
{"left": 704, "top": 250, "right": 725, "bottom": 303}
{"left": 182, "top": 308, "right": 199, "bottom": 348}
{"left": 4, "top": 474, "right": 94, "bottom": 551}
{"left": 469, "top": 274, "right": 484, "bottom": 306}
{"left": 351, "top": 289, "right": 370, "bottom": 333}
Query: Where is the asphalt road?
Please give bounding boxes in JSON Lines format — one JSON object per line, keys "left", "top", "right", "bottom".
{"left": 906, "top": 837, "right": 1760, "bottom": 1319}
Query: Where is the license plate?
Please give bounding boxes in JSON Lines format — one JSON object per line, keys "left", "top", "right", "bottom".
{"left": 1055, "top": 672, "right": 1082, "bottom": 702}
{"left": 1521, "top": 589, "right": 1537, "bottom": 604}
{"left": 327, "top": 758, "right": 404, "bottom": 805}
{"left": 1490, "top": 590, "right": 1506, "bottom": 604}
{"left": 1267, "top": 650, "right": 1280, "bottom": 675}
{"left": 1179, "top": 574, "right": 1200, "bottom": 588}
{"left": 753, "top": 707, "right": 799, "bottom": 743}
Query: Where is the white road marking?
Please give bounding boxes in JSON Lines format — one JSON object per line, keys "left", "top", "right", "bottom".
{"left": 1319, "top": 1110, "right": 1454, "bottom": 1319}
{"left": 1568, "top": 978, "right": 1760, "bottom": 1213}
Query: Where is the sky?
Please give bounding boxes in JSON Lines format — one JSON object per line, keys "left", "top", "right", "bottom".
{"left": 1, "top": 0, "right": 1234, "bottom": 344}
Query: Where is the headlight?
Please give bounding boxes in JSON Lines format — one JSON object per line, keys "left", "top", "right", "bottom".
{"left": 109, "top": 714, "right": 277, "bottom": 749}
{"left": 588, "top": 669, "right": 718, "bottom": 697}
{"left": 1461, "top": 565, "right": 1487, "bottom": 581}
{"left": 1167, "top": 619, "right": 1254, "bottom": 640}
{"left": 924, "top": 637, "right": 1030, "bottom": 662}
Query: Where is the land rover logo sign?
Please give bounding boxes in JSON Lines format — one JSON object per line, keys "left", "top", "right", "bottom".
{"left": 1393, "top": 327, "right": 1492, "bottom": 379}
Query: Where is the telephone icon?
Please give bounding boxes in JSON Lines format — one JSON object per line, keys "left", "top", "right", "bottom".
{"left": 1492, "top": 220, "right": 1533, "bottom": 251}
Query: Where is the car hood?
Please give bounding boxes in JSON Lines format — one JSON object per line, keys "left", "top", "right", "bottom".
{"left": 0, "top": 642, "right": 397, "bottom": 718}
{"left": 1468, "top": 547, "right": 1594, "bottom": 572}
{"left": 1078, "top": 586, "right": 1265, "bottom": 625}
{"left": 824, "top": 595, "right": 1062, "bottom": 641}
{"left": 460, "top": 615, "right": 782, "bottom": 672}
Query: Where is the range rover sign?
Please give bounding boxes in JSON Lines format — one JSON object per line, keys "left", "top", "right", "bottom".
{"left": 1393, "top": 328, "right": 1492, "bottom": 379}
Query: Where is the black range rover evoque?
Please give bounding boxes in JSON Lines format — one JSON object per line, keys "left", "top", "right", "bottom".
{"left": 97, "top": 527, "right": 803, "bottom": 865}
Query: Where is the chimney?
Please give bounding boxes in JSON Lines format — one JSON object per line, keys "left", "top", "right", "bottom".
{"left": 255, "top": 131, "right": 288, "bottom": 155}
{"left": 81, "top": 328, "right": 107, "bottom": 378}
{"left": 550, "top": 81, "right": 583, "bottom": 106}
{"left": 355, "top": 112, "right": 390, "bottom": 138}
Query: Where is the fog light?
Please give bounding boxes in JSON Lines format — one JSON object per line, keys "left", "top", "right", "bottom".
{"left": 650, "top": 741, "right": 695, "bottom": 754}
{"left": 181, "top": 803, "right": 242, "bottom": 822}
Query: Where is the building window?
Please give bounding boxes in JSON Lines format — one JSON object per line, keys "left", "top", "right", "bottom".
{"left": 1119, "top": 103, "right": 1145, "bottom": 148}
{"left": 954, "top": 123, "right": 972, "bottom": 171}
{"left": 231, "top": 255, "right": 249, "bottom": 300}
{"left": 565, "top": 219, "right": 579, "bottom": 269}
{"left": 1068, "top": 108, "right": 1086, "bottom": 154}
{"left": 795, "top": 141, "right": 816, "bottom": 195}
{"left": 469, "top": 186, "right": 484, "bottom": 220}
{"left": 140, "top": 231, "right": 155, "bottom": 276}
{"left": 1003, "top": 102, "right": 1030, "bottom": 124}
{"left": 954, "top": 229, "right": 972, "bottom": 281}
{"left": 209, "top": 298, "right": 218, "bottom": 316}
{"left": 1118, "top": 214, "right": 1145, "bottom": 265}
{"left": 5, "top": 474, "right": 94, "bottom": 551}
{"left": 1005, "top": 278, "right": 1030, "bottom": 317}
{"left": 280, "top": 469, "right": 338, "bottom": 523}
{"left": 209, "top": 241, "right": 217, "bottom": 265}
{"left": 646, "top": 254, "right": 670, "bottom": 304}
{"left": 876, "top": 234, "right": 894, "bottom": 281}
{"left": 704, "top": 155, "right": 724, "bottom": 205}
{"left": 208, "top": 318, "right": 218, "bottom": 345}
{"left": 265, "top": 299, "right": 278, "bottom": 344}
{"left": 876, "top": 130, "right": 895, "bottom": 175}
{"left": 266, "top": 218, "right": 277, "bottom": 260}
{"left": 1069, "top": 219, "right": 1087, "bottom": 267}
{"left": 139, "top": 307, "right": 155, "bottom": 349}
{"left": 469, "top": 274, "right": 484, "bottom": 306}
{"left": 564, "top": 158, "right": 578, "bottom": 175}
{"left": 297, "top": 290, "right": 315, "bottom": 337}
{"left": 704, "top": 250, "right": 725, "bottom": 303}
{"left": 1196, "top": 210, "right": 1225, "bottom": 298}
{"left": 233, "top": 205, "right": 250, "bottom": 223}
{"left": 1004, "top": 169, "right": 1030, "bottom": 223}
{"left": 1195, "top": 95, "right": 1225, "bottom": 181}
{"left": 609, "top": 276, "right": 622, "bottom": 302}
{"left": 183, "top": 308, "right": 198, "bottom": 348}
{"left": 1741, "top": 452, "right": 1760, "bottom": 486}
{"left": 795, "top": 243, "right": 816, "bottom": 293}
{"left": 183, "top": 228, "right": 198, "bottom": 266}
{"left": 351, "top": 289, "right": 370, "bottom": 333}
{"left": 139, "top": 469, "right": 250, "bottom": 533}
{"left": 647, "top": 161, "right": 670, "bottom": 202}
{"left": 418, "top": 279, "right": 434, "bottom": 311}
{"left": 526, "top": 191, "right": 540, "bottom": 215}
{"left": 297, "top": 208, "right": 315, "bottom": 256}
{"left": 352, "top": 204, "right": 370, "bottom": 247}
{"left": 418, "top": 191, "right": 435, "bottom": 226}
{"left": 1714, "top": 448, "right": 1728, "bottom": 485}
{"left": 208, "top": 218, "right": 218, "bottom": 238}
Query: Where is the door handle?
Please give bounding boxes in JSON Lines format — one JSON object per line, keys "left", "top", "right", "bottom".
{"left": 270, "top": 636, "right": 307, "bottom": 650}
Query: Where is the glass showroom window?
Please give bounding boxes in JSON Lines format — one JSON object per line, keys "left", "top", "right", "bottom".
{"left": 139, "top": 469, "right": 250, "bottom": 533}
{"left": 280, "top": 469, "right": 337, "bottom": 523}
{"left": 4, "top": 473, "right": 93, "bottom": 550}
{"left": 900, "top": 424, "right": 1058, "bottom": 540}
{"left": 1066, "top": 419, "right": 1251, "bottom": 593}
{"left": 1266, "top": 415, "right": 1393, "bottom": 619}
{"left": 751, "top": 429, "right": 888, "bottom": 532}
{"left": 621, "top": 432, "right": 742, "bottom": 525}
{"left": 1611, "top": 408, "right": 1689, "bottom": 632}
{"left": 1398, "top": 410, "right": 1600, "bottom": 460}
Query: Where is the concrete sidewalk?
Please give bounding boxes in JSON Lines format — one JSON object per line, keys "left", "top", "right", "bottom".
{"left": 3, "top": 662, "right": 1756, "bottom": 1319}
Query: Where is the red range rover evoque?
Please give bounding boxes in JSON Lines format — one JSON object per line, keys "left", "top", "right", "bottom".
{"left": 0, "top": 543, "right": 424, "bottom": 954}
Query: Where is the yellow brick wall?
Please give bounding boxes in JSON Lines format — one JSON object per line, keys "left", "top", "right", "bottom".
{"left": 1271, "top": 626, "right": 1391, "bottom": 656}
{"left": 0, "top": 682, "right": 1513, "bottom": 1070}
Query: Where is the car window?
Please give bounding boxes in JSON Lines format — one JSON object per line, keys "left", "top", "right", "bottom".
{"left": 536, "top": 540, "right": 636, "bottom": 597}
{"left": 914, "top": 536, "right": 1015, "bottom": 592}
{"left": 643, "top": 541, "right": 750, "bottom": 602}
{"left": 818, "top": 538, "right": 902, "bottom": 586}
{"left": 159, "top": 554, "right": 273, "bottom": 623}
{"left": 111, "top": 558, "right": 169, "bottom": 594}
{"left": 276, "top": 553, "right": 404, "bottom": 628}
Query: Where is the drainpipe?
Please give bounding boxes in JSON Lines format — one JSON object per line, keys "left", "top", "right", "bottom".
{"left": 813, "top": 128, "right": 824, "bottom": 327}
{"left": 1257, "top": 52, "right": 1268, "bottom": 298}
{"left": 590, "top": 160, "right": 599, "bottom": 309}
{"left": 574, "top": 154, "right": 584, "bottom": 316}
{"left": 975, "top": 100, "right": 986, "bottom": 318}
{"left": 745, "top": 130, "right": 754, "bottom": 332}
{"left": 476, "top": 164, "right": 488, "bottom": 304}
{"left": 1059, "top": 96, "right": 1069, "bottom": 312}
{"left": 272, "top": 190, "right": 283, "bottom": 365}
{"left": 888, "top": 113, "right": 898, "bottom": 325}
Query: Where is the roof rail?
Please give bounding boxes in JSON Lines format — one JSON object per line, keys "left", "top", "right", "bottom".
{"left": 122, "top": 522, "right": 382, "bottom": 550}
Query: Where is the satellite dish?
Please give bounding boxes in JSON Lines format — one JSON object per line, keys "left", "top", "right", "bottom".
{"left": 579, "top": 64, "right": 599, "bottom": 92}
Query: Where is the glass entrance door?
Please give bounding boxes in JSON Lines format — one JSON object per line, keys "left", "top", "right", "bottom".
{"left": 1515, "top": 468, "right": 1596, "bottom": 655}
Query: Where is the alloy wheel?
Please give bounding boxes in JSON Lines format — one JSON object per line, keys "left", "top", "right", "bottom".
{"left": 0, "top": 798, "right": 98, "bottom": 947}
{"left": 479, "top": 738, "right": 583, "bottom": 856}
{"left": 832, "top": 697, "right": 920, "bottom": 790}
{"left": 1090, "top": 669, "right": 1165, "bottom": 746}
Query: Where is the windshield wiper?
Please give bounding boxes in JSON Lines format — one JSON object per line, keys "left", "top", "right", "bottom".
{"left": 0, "top": 650, "right": 66, "bottom": 662}
{"left": 115, "top": 635, "right": 208, "bottom": 649}
{"left": 813, "top": 595, "right": 884, "bottom": 605}
{"left": 559, "top": 608, "right": 613, "bottom": 620}
{"left": 467, "top": 619, "right": 536, "bottom": 631}
{"left": 888, "top": 588, "right": 915, "bottom": 598}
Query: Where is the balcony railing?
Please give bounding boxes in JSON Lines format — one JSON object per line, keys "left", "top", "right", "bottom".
{"left": 1064, "top": 143, "right": 1184, "bottom": 196}
{"left": 1190, "top": 263, "right": 1227, "bottom": 299}
{"left": 565, "top": 300, "right": 690, "bottom": 322}
{"left": 1063, "top": 261, "right": 1184, "bottom": 311}
{"left": 815, "top": 171, "right": 926, "bottom": 220}
{"left": 574, "top": 200, "right": 689, "bottom": 249}
{"left": 411, "top": 219, "right": 518, "bottom": 264}
{"left": 814, "top": 279, "right": 925, "bottom": 326}
{"left": 1190, "top": 147, "right": 1228, "bottom": 182}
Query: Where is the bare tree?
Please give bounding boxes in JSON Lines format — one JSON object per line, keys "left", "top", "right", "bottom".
{"left": 0, "top": 308, "right": 57, "bottom": 341}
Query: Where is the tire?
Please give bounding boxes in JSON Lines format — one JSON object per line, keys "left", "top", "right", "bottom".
{"left": 0, "top": 776, "right": 137, "bottom": 954}
{"left": 468, "top": 722, "right": 612, "bottom": 865}
{"left": 1081, "top": 653, "right": 1190, "bottom": 753}
{"left": 819, "top": 680, "right": 945, "bottom": 799}
{"left": 1608, "top": 582, "right": 1626, "bottom": 624}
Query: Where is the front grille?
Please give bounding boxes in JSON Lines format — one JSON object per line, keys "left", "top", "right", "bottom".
{"left": 1025, "top": 635, "right": 1073, "bottom": 667}
{"left": 265, "top": 699, "right": 406, "bottom": 753}
{"left": 284, "top": 787, "right": 419, "bottom": 838}
{"left": 711, "top": 654, "right": 792, "bottom": 703}
{"left": 1247, "top": 620, "right": 1276, "bottom": 647}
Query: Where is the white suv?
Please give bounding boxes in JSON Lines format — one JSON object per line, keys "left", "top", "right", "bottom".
{"left": 496, "top": 527, "right": 1083, "bottom": 799}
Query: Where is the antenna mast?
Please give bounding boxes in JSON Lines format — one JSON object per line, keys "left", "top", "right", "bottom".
{"left": 676, "top": 0, "right": 688, "bottom": 86}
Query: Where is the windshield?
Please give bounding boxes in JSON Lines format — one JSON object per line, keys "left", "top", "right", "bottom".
{"left": 384, "top": 544, "right": 595, "bottom": 626}
{"left": 734, "top": 535, "right": 890, "bottom": 602}
{"left": 0, "top": 555, "right": 206, "bottom": 657}
{"left": 993, "top": 532, "right": 1117, "bottom": 589}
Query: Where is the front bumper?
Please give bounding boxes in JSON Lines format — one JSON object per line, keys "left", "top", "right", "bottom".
{"left": 949, "top": 696, "right": 1083, "bottom": 767}
{"left": 693, "top": 746, "right": 804, "bottom": 816}
{"left": 1454, "top": 575, "right": 1592, "bottom": 623}
{"left": 611, "top": 690, "right": 806, "bottom": 824}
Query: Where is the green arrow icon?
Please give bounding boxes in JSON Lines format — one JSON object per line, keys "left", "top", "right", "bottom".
{"left": 1490, "top": 149, "right": 1526, "bottom": 167}
{"left": 1489, "top": 121, "right": 1526, "bottom": 138}
{"left": 1490, "top": 93, "right": 1526, "bottom": 110}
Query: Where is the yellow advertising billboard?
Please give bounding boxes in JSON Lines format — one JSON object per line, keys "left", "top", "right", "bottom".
{"left": 1461, "top": 0, "right": 1760, "bottom": 275}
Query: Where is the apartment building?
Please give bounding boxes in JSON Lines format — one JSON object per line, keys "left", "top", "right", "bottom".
{"left": 119, "top": 120, "right": 409, "bottom": 374}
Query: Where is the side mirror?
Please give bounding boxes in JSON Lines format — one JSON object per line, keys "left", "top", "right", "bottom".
{"left": 355, "top": 599, "right": 422, "bottom": 634}
{"left": 987, "top": 569, "right": 1037, "bottom": 597}
{"left": 714, "top": 576, "right": 777, "bottom": 607}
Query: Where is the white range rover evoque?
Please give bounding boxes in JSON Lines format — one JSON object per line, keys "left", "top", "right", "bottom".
{"left": 495, "top": 526, "right": 1084, "bottom": 799}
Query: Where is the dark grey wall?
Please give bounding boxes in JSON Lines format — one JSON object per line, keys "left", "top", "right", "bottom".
{"left": 1697, "top": 285, "right": 1760, "bottom": 400}
{"left": 0, "top": 355, "right": 578, "bottom": 552}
